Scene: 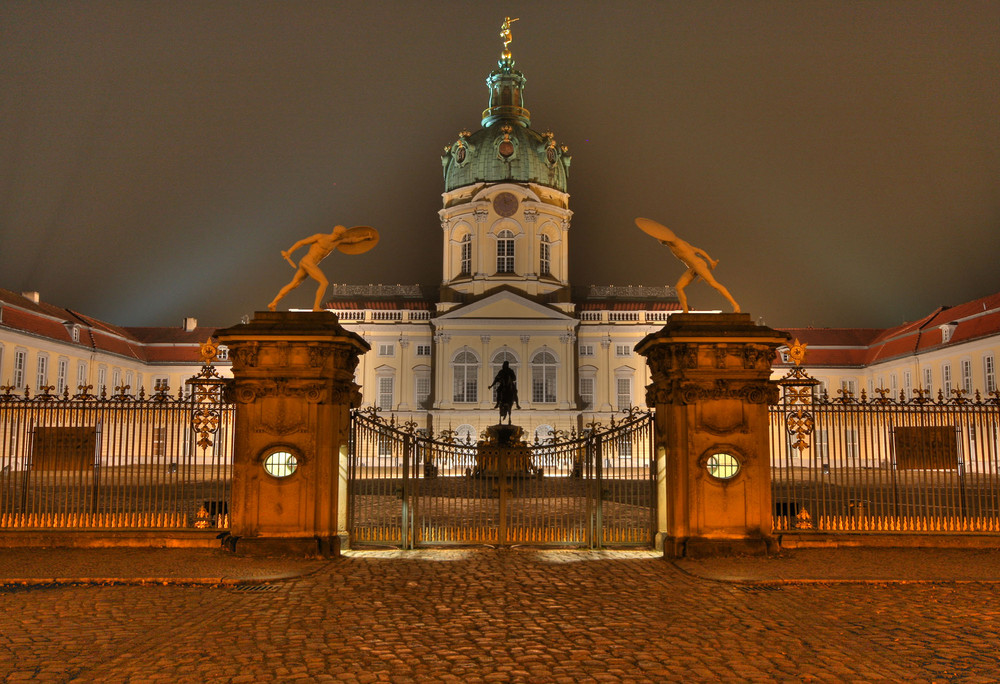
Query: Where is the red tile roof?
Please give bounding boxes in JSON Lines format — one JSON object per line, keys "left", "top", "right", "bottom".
{"left": 777, "top": 292, "right": 1000, "bottom": 368}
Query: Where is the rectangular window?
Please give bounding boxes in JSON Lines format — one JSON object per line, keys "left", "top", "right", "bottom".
{"left": 154, "top": 376, "right": 169, "bottom": 393}
{"left": 986, "top": 355, "right": 996, "bottom": 394}
{"left": 415, "top": 374, "right": 431, "bottom": 406}
{"left": 615, "top": 344, "right": 631, "bottom": 357}
{"left": 416, "top": 344, "right": 431, "bottom": 356}
{"left": 841, "top": 379, "right": 857, "bottom": 398}
{"left": 531, "top": 367, "right": 556, "bottom": 403}
{"left": 539, "top": 238, "right": 551, "bottom": 275}
{"left": 943, "top": 364, "right": 952, "bottom": 395}
{"left": 923, "top": 367, "right": 932, "bottom": 395}
{"left": 579, "top": 376, "right": 595, "bottom": 410}
{"left": 460, "top": 237, "right": 472, "bottom": 274}
{"left": 112, "top": 368, "right": 122, "bottom": 391}
{"left": 152, "top": 427, "right": 167, "bottom": 458}
{"left": 13, "top": 349, "right": 26, "bottom": 388}
{"left": 98, "top": 367, "right": 107, "bottom": 393}
{"left": 377, "top": 344, "right": 394, "bottom": 357}
{"left": 377, "top": 377, "right": 394, "bottom": 411}
{"left": 77, "top": 363, "right": 87, "bottom": 391}
{"left": 890, "top": 374, "right": 898, "bottom": 395}
{"left": 815, "top": 429, "right": 830, "bottom": 466}
{"left": 497, "top": 236, "right": 514, "bottom": 273}
{"left": 579, "top": 344, "right": 595, "bottom": 357}
{"left": 903, "top": 371, "right": 912, "bottom": 398}
{"left": 56, "top": 359, "right": 68, "bottom": 395}
{"left": 36, "top": 355, "right": 48, "bottom": 390}
{"left": 616, "top": 376, "right": 632, "bottom": 410}
{"left": 961, "top": 359, "right": 973, "bottom": 394}
{"left": 845, "top": 428, "right": 859, "bottom": 462}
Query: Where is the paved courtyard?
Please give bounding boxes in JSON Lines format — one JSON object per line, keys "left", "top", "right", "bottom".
{"left": 2, "top": 547, "right": 1000, "bottom": 682}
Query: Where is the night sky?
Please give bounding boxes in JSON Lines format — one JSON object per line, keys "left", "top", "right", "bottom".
{"left": 2, "top": 2, "right": 998, "bottom": 330}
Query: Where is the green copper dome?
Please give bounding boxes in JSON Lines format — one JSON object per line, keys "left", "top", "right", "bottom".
{"left": 442, "top": 54, "right": 571, "bottom": 194}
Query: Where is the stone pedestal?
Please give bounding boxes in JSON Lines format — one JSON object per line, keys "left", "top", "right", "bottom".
{"left": 474, "top": 424, "right": 533, "bottom": 477}
{"left": 216, "top": 311, "right": 369, "bottom": 557}
{"left": 635, "top": 314, "right": 788, "bottom": 558}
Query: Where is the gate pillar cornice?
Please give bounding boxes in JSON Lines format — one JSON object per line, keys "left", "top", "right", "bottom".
{"left": 217, "top": 311, "right": 370, "bottom": 557}
{"left": 635, "top": 313, "right": 788, "bottom": 558}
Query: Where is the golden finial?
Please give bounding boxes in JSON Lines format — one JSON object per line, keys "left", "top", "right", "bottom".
{"left": 500, "top": 17, "right": 519, "bottom": 59}
{"left": 199, "top": 337, "right": 220, "bottom": 366}
{"left": 787, "top": 339, "right": 808, "bottom": 366}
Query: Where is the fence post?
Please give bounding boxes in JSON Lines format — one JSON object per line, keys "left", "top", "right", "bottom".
{"left": 217, "top": 311, "right": 369, "bottom": 557}
{"left": 636, "top": 313, "right": 788, "bottom": 558}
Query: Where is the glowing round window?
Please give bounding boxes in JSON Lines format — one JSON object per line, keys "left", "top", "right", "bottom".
{"left": 706, "top": 452, "right": 740, "bottom": 480}
{"left": 263, "top": 450, "right": 298, "bottom": 478}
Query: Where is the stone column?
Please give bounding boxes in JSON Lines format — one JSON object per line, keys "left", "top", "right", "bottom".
{"left": 216, "top": 311, "right": 369, "bottom": 557}
{"left": 635, "top": 313, "right": 788, "bottom": 558}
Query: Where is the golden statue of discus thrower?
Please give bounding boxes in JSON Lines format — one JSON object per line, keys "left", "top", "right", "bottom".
{"left": 269, "top": 225, "right": 379, "bottom": 312}
{"left": 635, "top": 217, "right": 740, "bottom": 314}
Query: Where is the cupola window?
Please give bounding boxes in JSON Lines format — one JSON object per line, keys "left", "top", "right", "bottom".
{"left": 539, "top": 235, "right": 551, "bottom": 276}
{"left": 496, "top": 230, "right": 515, "bottom": 273}
{"left": 460, "top": 234, "right": 472, "bottom": 275}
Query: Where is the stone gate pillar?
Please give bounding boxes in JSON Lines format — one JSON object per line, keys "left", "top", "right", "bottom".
{"left": 216, "top": 311, "right": 369, "bottom": 557}
{"left": 635, "top": 313, "right": 788, "bottom": 558}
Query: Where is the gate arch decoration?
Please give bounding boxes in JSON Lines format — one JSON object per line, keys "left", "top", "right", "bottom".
{"left": 348, "top": 408, "right": 655, "bottom": 548}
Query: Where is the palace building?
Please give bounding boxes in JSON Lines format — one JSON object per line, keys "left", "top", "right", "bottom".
{"left": 3, "top": 35, "right": 997, "bottom": 442}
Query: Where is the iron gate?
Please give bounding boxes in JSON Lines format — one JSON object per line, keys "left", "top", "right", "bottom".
{"left": 348, "top": 409, "right": 655, "bottom": 548}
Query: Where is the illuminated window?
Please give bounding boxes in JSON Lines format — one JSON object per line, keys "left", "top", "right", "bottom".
{"left": 943, "top": 364, "right": 952, "bottom": 395}
{"left": 377, "top": 376, "right": 394, "bottom": 411}
{"left": 414, "top": 372, "right": 431, "bottom": 407}
{"left": 903, "top": 371, "right": 912, "bottom": 398}
{"left": 125, "top": 371, "right": 134, "bottom": 392}
{"left": 153, "top": 427, "right": 167, "bottom": 458}
{"left": 531, "top": 350, "right": 557, "bottom": 403}
{"left": 496, "top": 230, "right": 515, "bottom": 273}
{"left": 452, "top": 349, "right": 479, "bottom": 403}
{"left": 534, "top": 425, "right": 554, "bottom": 445}
{"left": 961, "top": 359, "right": 973, "bottom": 394}
{"left": 706, "top": 452, "right": 740, "bottom": 479}
{"left": 56, "top": 358, "right": 68, "bottom": 395}
{"left": 263, "top": 449, "right": 298, "bottom": 478}
{"left": 460, "top": 234, "right": 472, "bottom": 274}
{"left": 13, "top": 349, "right": 26, "bottom": 388}
{"left": 112, "top": 368, "right": 121, "bottom": 392}
{"left": 616, "top": 375, "right": 632, "bottom": 410}
{"left": 923, "top": 367, "right": 932, "bottom": 395}
{"left": 97, "top": 366, "right": 107, "bottom": 393}
{"left": 986, "top": 355, "right": 996, "bottom": 394}
{"left": 579, "top": 376, "right": 595, "bottom": 410}
{"left": 539, "top": 235, "right": 551, "bottom": 275}
{"left": 36, "top": 354, "right": 48, "bottom": 390}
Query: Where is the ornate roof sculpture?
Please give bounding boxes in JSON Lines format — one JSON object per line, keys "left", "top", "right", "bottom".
{"left": 441, "top": 17, "right": 571, "bottom": 193}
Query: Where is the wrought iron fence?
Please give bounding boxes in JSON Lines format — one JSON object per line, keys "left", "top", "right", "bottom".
{"left": 348, "top": 408, "right": 655, "bottom": 548}
{"left": 771, "top": 352, "right": 1000, "bottom": 534}
{"left": 0, "top": 364, "right": 233, "bottom": 530}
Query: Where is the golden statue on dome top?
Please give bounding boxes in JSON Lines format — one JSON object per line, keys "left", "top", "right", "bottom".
{"left": 500, "top": 16, "right": 519, "bottom": 58}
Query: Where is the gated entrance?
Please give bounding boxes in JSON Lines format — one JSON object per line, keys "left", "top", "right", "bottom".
{"left": 348, "top": 409, "right": 655, "bottom": 548}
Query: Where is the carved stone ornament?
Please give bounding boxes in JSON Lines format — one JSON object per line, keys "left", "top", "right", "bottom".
{"left": 231, "top": 379, "right": 331, "bottom": 404}
{"left": 645, "top": 379, "right": 780, "bottom": 407}
{"left": 230, "top": 342, "right": 260, "bottom": 371}
{"left": 308, "top": 345, "right": 333, "bottom": 368}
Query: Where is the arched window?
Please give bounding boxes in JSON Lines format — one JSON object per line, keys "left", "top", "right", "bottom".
{"left": 459, "top": 234, "right": 472, "bottom": 274}
{"left": 490, "top": 349, "right": 519, "bottom": 378}
{"left": 452, "top": 349, "right": 479, "bottom": 403}
{"left": 496, "top": 230, "right": 515, "bottom": 273}
{"left": 456, "top": 424, "right": 477, "bottom": 446}
{"left": 531, "top": 350, "right": 557, "bottom": 404}
{"left": 539, "top": 234, "right": 551, "bottom": 275}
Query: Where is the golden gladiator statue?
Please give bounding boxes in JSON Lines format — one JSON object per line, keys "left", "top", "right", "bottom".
{"left": 268, "top": 225, "right": 379, "bottom": 312}
{"left": 500, "top": 16, "right": 519, "bottom": 57}
{"left": 635, "top": 217, "right": 740, "bottom": 314}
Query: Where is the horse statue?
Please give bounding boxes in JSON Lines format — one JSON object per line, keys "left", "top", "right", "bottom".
{"left": 488, "top": 361, "right": 521, "bottom": 425}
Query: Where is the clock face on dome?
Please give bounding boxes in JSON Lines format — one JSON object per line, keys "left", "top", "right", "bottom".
{"left": 493, "top": 192, "right": 518, "bottom": 217}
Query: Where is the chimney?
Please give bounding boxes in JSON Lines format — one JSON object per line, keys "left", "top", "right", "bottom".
{"left": 183, "top": 317, "right": 198, "bottom": 332}
{"left": 21, "top": 291, "right": 40, "bottom": 304}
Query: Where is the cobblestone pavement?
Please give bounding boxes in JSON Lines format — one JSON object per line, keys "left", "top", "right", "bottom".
{"left": 3, "top": 548, "right": 1000, "bottom": 682}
